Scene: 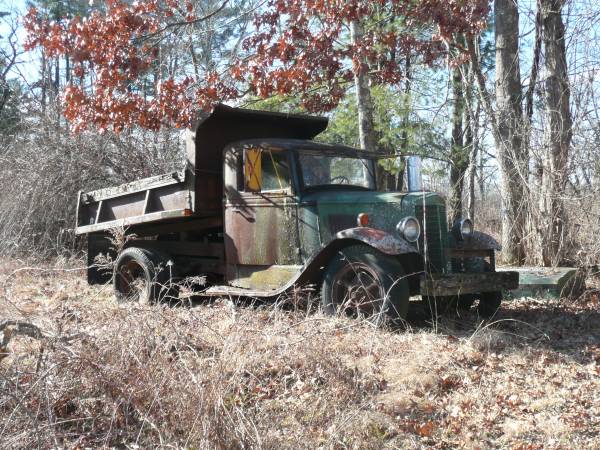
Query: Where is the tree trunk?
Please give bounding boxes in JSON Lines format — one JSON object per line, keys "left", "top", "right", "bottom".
{"left": 351, "top": 20, "right": 384, "bottom": 188}
{"left": 350, "top": 21, "right": 378, "bottom": 154}
{"left": 538, "top": 0, "right": 572, "bottom": 266}
{"left": 397, "top": 54, "right": 411, "bottom": 191}
{"left": 494, "top": 0, "right": 527, "bottom": 265}
{"left": 466, "top": 90, "right": 480, "bottom": 221}
{"left": 448, "top": 66, "right": 466, "bottom": 224}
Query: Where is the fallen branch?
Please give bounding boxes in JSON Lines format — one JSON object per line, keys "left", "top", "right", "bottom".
{"left": 0, "top": 320, "right": 44, "bottom": 362}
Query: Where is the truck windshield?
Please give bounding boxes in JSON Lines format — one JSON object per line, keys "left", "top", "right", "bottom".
{"left": 299, "top": 153, "right": 376, "bottom": 190}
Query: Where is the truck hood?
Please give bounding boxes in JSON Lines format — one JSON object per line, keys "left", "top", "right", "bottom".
{"left": 301, "top": 190, "right": 445, "bottom": 242}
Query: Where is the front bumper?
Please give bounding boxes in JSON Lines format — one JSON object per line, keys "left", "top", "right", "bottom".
{"left": 420, "top": 271, "right": 519, "bottom": 297}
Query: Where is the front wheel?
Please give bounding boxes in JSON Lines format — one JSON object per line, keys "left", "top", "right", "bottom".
{"left": 477, "top": 290, "right": 502, "bottom": 318}
{"left": 321, "top": 245, "right": 410, "bottom": 325}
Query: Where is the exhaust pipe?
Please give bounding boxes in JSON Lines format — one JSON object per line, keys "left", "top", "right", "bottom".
{"left": 406, "top": 156, "right": 423, "bottom": 192}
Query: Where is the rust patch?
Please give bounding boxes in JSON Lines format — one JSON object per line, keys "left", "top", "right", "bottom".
{"left": 335, "top": 227, "right": 418, "bottom": 255}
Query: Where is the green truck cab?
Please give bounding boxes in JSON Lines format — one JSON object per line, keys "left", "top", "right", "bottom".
{"left": 76, "top": 104, "right": 518, "bottom": 322}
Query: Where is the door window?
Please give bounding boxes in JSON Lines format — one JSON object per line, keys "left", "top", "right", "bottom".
{"left": 244, "top": 148, "right": 291, "bottom": 192}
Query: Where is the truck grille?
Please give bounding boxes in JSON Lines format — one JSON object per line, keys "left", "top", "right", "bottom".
{"left": 415, "top": 204, "right": 448, "bottom": 273}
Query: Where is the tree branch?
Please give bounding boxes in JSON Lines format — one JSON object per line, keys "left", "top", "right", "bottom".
{"left": 466, "top": 35, "right": 501, "bottom": 145}
{"left": 524, "top": 0, "right": 542, "bottom": 124}
{"left": 138, "top": 1, "right": 230, "bottom": 43}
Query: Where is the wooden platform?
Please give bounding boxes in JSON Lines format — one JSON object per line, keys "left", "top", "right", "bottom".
{"left": 497, "top": 266, "right": 584, "bottom": 299}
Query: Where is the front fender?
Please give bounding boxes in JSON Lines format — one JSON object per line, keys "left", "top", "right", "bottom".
{"left": 334, "top": 227, "right": 418, "bottom": 255}
{"left": 457, "top": 231, "right": 502, "bottom": 251}
{"left": 291, "top": 227, "right": 419, "bottom": 290}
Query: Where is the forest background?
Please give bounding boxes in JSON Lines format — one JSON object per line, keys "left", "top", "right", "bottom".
{"left": 0, "top": 0, "right": 599, "bottom": 268}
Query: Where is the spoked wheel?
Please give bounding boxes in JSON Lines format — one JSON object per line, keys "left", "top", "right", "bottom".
{"left": 322, "top": 245, "right": 410, "bottom": 325}
{"left": 113, "top": 247, "right": 179, "bottom": 304}
{"left": 330, "top": 262, "right": 385, "bottom": 318}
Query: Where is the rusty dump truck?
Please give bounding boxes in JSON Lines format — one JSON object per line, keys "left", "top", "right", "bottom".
{"left": 75, "top": 104, "right": 518, "bottom": 322}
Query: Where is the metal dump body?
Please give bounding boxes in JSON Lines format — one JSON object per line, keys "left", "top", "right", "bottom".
{"left": 75, "top": 169, "right": 195, "bottom": 235}
{"left": 75, "top": 104, "right": 327, "bottom": 235}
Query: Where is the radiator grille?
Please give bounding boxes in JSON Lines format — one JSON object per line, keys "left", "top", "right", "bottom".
{"left": 415, "top": 204, "right": 448, "bottom": 273}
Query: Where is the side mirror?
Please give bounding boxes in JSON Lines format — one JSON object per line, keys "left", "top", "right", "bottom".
{"left": 244, "top": 148, "right": 262, "bottom": 192}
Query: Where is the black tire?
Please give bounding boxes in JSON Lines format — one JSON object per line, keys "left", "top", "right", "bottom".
{"left": 321, "top": 245, "right": 410, "bottom": 325}
{"left": 476, "top": 261, "right": 502, "bottom": 318}
{"left": 477, "top": 290, "right": 502, "bottom": 318}
{"left": 113, "top": 247, "right": 179, "bottom": 304}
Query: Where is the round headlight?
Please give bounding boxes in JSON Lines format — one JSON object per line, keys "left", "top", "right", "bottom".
{"left": 397, "top": 216, "right": 421, "bottom": 243}
{"left": 461, "top": 219, "right": 473, "bottom": 237}
{"left": 453, "top": 218, "right": 474, "bottom": 240}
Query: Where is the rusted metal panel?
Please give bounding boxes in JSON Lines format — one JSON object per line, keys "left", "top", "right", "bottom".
{"left": 297, "top": 201, "right": 321, "bottom": 262}
{"left": 75, "top": 170, "right": 194, "bottom": 234}
{"left": 129, "top": 241, "right": 224, "bottom": 259}
{"left": 129, "top": 216, "right": 223, "bottom": 237}
{"left": 234, "top": 265, "right": 303, "bottom": 290}
{"left": 335, "top": 227, "right": 418, "bottom": 255}
{"left": 420, "top": 271, "right": 519, "bottom": 296}
{"left": 75, "top": 209, "right": 192, "bottom": 235}
{"left": 222, "top": 144, "right": 303, "bottom": 289}
{"left": 81, "top": 171, "right": 185, "bottom": 203}
{"left": 224, "top": 192, "right": 301, "bottom": 287}
{"left": 327, "top": 214, "right": 356, "bottom": 234}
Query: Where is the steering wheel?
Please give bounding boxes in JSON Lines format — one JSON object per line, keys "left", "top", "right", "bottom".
{"left": 331, "top": 175, "right": 350, "bottom": 184}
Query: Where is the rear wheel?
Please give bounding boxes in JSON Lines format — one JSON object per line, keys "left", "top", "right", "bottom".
{"left": 113, "top": 247, "right": 179, "bottom": 304}
{"left": 321, "top": 245, "right": 409, "bottom": 325}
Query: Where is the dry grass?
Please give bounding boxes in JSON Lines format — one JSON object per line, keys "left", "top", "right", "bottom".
{"left": 1, "top": 259, "right": 599, "bottom": 449}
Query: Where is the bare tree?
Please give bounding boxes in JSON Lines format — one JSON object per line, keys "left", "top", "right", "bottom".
{"left": 469, "top": 0, "right": 531, "bottom": 265}
{"left": 0, "top": 10, "right": 21, "bottom": 115}
{"left": 535, "top": 0, "right": 572, "bottom": 265}
{"left": 448, "top": 65, "right": 466, "bottom": 224}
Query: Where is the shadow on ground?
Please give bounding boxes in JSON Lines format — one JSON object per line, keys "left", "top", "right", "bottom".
{"left": 174, "top": 291, "right": 600, "bottom": 366}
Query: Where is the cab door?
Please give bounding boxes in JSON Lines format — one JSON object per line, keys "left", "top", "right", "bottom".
{"left": 224, "top": 146, "right": 302, "bottom": 290}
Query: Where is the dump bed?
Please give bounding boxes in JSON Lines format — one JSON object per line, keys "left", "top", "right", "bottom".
{"left": 75, "top": 104, "right": 328, "bottom": 235}
{"left": 75, "top": 169, "right": 197, "bottom": 234}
